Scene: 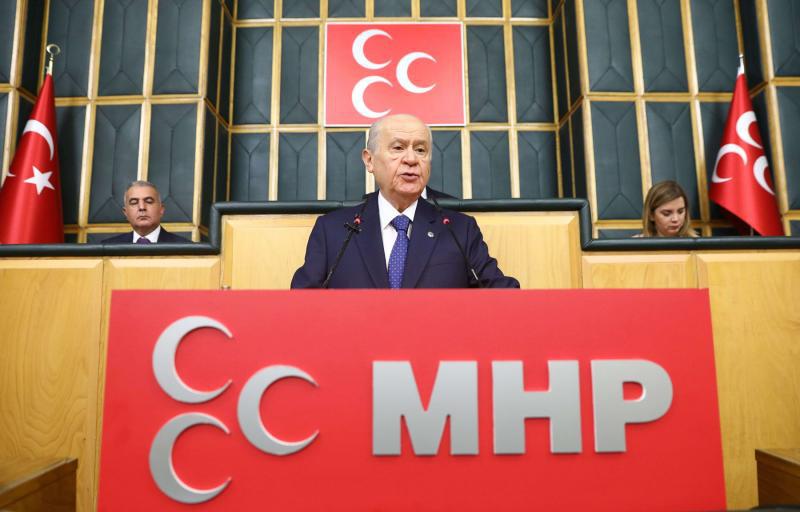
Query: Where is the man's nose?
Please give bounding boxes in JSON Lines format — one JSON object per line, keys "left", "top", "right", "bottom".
{"left": 403, "top": 147, "right": 419, "bottom": 163}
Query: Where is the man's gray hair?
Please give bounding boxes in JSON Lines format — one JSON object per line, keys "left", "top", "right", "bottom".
{"left": 365, "top": 116, "right": 433, "bottom": 154}
{"left": 126, "top": 180, "right": 162, "bottom": 202}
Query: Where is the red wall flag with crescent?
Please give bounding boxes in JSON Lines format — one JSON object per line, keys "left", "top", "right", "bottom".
{"left": 325, "top": 23, "right": 465, "bottom": 126}
{"left": 709, "top": 62, "right": 783, "bottom": 236}
{"left": 0, "top": 74, "right": 64, "bottom": 244}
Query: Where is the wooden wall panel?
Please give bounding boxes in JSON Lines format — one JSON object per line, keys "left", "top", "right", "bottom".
{"left": 472, "top": 212, "right": 581, "bottom": 289}
{"left": 221, "top": 212, "right": 581, "bottom": 290}
{"left": 0, "top": 259, "right": 104, "bottom": 512}
{"left": 697, "top": 252, "right": 800, "bottom": 509}
{"left": 222, "top": 215, "right": 317, "bottom": 289}
{"left": 102, "top": 257, "right": 221, "bottom": 291}
{"left": 581, "top": 253, "right": 697, "bottom": 288}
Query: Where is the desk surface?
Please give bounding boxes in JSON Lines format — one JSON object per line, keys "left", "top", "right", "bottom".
{"left": 0, "top": 458, "right": 77, "bottom": 508}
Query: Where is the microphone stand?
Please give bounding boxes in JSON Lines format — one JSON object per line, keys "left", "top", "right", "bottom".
{"left": 322, "top": 200, "right": 368, "bottom": 289}
{"left": 427, "top": 194, "right": 483, "bottom": 288}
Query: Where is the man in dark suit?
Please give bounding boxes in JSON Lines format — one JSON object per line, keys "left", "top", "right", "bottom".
{"left": 102, "top": 181, "right": 191, "bottom": 244}
{"left": 291, "top": 114, "right": 518, "bottom": 289}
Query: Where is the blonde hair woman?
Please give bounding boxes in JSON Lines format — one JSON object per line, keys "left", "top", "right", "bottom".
{"left": 638, "top": 181, "right": 698, "bottom": 237}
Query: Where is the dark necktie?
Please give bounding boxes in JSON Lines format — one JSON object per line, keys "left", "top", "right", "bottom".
{"left": 388, "top": 215, "right": 410, "bottom": 289}
{"left": 136, "top": 237, "right": 151, "bottom": 244}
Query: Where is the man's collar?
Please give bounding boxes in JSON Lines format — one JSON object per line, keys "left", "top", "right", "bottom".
{"left": 133, "top": 225, "right": 161, "bottom": 243}
{"left": 377, "top": 191, "right": 418, "bottom": 230}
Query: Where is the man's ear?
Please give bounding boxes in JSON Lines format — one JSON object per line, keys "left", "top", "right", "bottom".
{"left": 362, "top": 148, "right": 374, "bottom": 174}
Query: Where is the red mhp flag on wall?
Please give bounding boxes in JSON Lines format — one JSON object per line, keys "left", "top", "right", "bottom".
{"left": 325, "top": 23, "right": 465, "bottom": 126}
{"left": 0, "top": 74, "right": 63, "bottom": 244}
{"left": 709, "top": 60, "right": 783, "bottom": 236}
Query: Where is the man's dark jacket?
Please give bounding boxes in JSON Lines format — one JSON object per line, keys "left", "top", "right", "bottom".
{"left": 101, "top": 227, "right": 191, "bottom": 244}
{"left": 291, "top": 192, "right": 519, "bottom": 288}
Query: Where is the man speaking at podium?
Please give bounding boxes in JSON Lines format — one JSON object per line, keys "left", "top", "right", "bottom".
{"left": 291, "top": 114, "right": 519, "bottom": 289}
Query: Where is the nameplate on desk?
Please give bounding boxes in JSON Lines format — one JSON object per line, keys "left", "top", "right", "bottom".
{"left": 98, "top": 290, "right": 725, "bottom": 511}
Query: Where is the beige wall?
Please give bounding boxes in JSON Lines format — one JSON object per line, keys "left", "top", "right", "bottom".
{"left": 1, "top": 213, "right": 797, "bottom": 510}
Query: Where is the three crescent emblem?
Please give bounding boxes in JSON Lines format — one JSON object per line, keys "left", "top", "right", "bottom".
{"left": 350, "top": 30, "right": 437, "bottom": 119}
{"left": 711, "top": 110, "right": 775, "bottom": 196}
{"left": 149, "top": 316, "right": 320, "bottom": 504}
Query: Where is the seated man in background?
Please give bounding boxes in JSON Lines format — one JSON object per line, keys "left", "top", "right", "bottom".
{"left": 637, "top": 180, "right": 698, "bottom": 238}
{"left": 291, "top": 114, "right": 519, "bottom": 289}
{"left": 103, "top": 180, "right": 190, "bottom": 244}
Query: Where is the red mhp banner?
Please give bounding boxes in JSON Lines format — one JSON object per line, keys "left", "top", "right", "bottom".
{"left": 99, "top": 290, "right": 725, "bottom": 511}
{"left": 325, "top": 23, "right": 465, "bottom": 126}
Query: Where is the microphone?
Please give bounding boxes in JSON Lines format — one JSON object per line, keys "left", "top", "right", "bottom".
{"left": 427, "top": 194, "right": 483, "bottom": 288}
{"left": 322, "top": 200, "right": 368, "bottom": 288}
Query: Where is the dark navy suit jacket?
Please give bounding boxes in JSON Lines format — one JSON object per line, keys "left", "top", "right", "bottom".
{"left": 102, "top": 227, "right": 191, "bottom": 244}
{"left": 291, "top": 193, "right": 519, "bottom": 289}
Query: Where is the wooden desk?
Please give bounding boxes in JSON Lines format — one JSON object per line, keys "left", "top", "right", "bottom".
{"left": 0, "top": 458, "right": 77, "bottom": 512}
{"left": 756, "top": 449, "right": 800, "bottom": 506}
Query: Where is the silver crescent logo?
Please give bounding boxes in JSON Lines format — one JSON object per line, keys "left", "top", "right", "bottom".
{"left": 352, "top": 76, "right": 392, "bottom": 118}
{"left": 352, "top": 29, "right": 392, "bottom": 70}
{"left": 149, "top": 413, "right": 231, "bottom": 504}
{"left": 153, "top": 316, "right": 233, "bottom": 404}
{"left": 396, "top": 52, "right": 436, "bottom": 94}
{"left": 237, "top": 365, "right": 319, "bottom": 456}
{"left": 711, "top": 143, "right": 746, "bottom": 184}
{"left": 22, "top": 120, "right": 55, "bottom": 160}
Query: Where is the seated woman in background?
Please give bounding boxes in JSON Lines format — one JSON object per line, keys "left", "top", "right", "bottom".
{"left": 637, "top": 180, "right": 698, "bottom": 237}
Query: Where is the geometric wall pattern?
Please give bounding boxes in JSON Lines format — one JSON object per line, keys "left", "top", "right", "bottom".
{"left": 0, "top": 0, "right": 797, "bottom": 241}
{"left": 558, "top": 0, "right": 800, "bottom": 237}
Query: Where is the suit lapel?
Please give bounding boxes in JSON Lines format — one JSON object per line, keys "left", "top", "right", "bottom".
{"left": 403, "top": 198, "right": 443, "bottom": 288}
{"left": 354, "top": 194, "right": 390, "bottom": 288}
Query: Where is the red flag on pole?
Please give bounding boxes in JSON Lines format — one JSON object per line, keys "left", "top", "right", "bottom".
{"left": 709, "top": 58, "right": 783, "bottom": 236}
{"left": 0, "top": 71, "right": 64, "bottom": 244}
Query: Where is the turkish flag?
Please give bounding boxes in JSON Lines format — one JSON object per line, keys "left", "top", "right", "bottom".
{"left": 0, "top": 74, "right": 64, "bottom": 244}
{"left": 709, "top": 62, "right": 783, "bottom": 236}
{"left": 325, "top": 23, "right": 465, "bottom": 126}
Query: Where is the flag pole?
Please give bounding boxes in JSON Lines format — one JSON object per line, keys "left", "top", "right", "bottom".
{"left": 45, "top": 44, "right": 60, "bottom": 76}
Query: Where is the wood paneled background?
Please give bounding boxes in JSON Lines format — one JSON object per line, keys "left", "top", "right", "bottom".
{"left": 1, "top": 0, "right": 799, "bottom": 241}
{"left": 1, "top": 214, "right": 798, "bottom": 510}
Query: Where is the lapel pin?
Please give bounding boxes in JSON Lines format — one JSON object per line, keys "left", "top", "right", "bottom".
{"left": 427, "top": 231, "right": 435, "bottom": 238}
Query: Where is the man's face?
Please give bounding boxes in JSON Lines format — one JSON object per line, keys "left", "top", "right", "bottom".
{"left": 122, "top": 185, "right": 165, "bottom": 235}
{"left": 363, "top": 115, "right": 431, "bottom": 211}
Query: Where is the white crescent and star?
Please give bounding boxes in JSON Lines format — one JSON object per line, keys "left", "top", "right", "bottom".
{"left": 5, "top": 119, "right": 55, "bottom": 181}
{"left": 352, "top": 29, "right": 392, "bottom": 70}
{"left": 22, "top": 119, "right": 55, "bottom": 160}
{"left": 24, "top": 166, "right": 55, "bottom": 194}
{"left": 396, "top": 52, "right": 437, "bottom": 94}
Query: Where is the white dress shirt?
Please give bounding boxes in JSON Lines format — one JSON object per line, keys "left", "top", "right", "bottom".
{"left": 132, "top": 225, "right": 161, "bottom": 244}
{"left": 377, "top": 192, "right": 418, "bottom": 269}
